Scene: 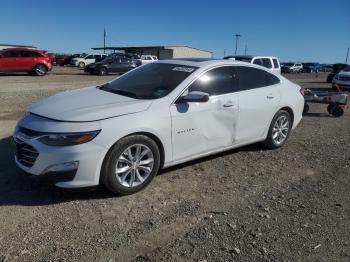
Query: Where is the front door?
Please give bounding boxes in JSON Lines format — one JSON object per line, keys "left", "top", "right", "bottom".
{"left": 170, "top": 66, "right": 239, "bottom": 162}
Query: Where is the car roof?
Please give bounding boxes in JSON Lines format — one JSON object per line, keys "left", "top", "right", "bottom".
{"left": 224, "top": 55, "right": 278, "bottom": 59}
{"left": 156, "top": 58, "right": 253, "bottom": 68}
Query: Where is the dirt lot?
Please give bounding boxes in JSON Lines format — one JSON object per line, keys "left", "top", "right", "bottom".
{"left": 0, "top": 67, "right": 349, "bottom": 262}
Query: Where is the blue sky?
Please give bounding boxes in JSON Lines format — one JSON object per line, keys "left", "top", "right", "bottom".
{"left": 1, "top": 0, "right": 349, "bottom": 63}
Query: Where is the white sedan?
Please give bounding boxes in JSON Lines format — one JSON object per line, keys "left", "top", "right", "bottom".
{"left": 332, "top": 66, "right": 350, "bottom": 91}
{"left": 13, "top": 58, "right": 304, "bottom": 195}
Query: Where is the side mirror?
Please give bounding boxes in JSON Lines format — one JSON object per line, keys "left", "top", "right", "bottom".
{"left": 178, "top": 91, "right": 209, "bottom": 103}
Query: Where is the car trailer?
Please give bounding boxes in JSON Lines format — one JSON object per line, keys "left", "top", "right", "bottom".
{"left": 303, "top": 88, "right": 348, "bottom": 117}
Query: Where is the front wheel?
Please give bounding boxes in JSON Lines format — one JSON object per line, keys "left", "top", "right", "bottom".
{"left": 98, "top": 67, "right": 107, "bottom": 76}
{"left": 78, "top": 62, "right": 85, "bottom": 68}
{"left": 101, "top": 135, "right": 161, "bottom": 195}
{"left": 263, "top": 110, "right": 292, "bottom": 149}
{"left": 34, "top": 64, "right": 48, "bottom": 76}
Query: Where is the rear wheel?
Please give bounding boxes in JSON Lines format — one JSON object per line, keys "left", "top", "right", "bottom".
{"left": 34, "top": 64, "right": 48, "bottom": 76}
{"left": 78, "top": 62, "right": 85, "bottom": 68}
{"left": 101, "top": 135, "right": 161, "bottom": 195}
{"left": 264, "top": 110, "right": 292, "bottom": 149}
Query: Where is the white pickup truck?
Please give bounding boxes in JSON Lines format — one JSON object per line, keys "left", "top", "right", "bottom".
{"left": 141, "top": 55, "right": 158, "bottom": 64}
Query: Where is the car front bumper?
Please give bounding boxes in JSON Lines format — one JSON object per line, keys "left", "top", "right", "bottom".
{"left": 13, "top": 115, "right": 108, "bottom": 189}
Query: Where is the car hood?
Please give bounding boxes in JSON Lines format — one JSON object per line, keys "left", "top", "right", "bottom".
{"left": 29, "top": 86, "right": 152, "bottom": 122}
{"left": 339, "top": 71, "right": 350, "bottom": 77}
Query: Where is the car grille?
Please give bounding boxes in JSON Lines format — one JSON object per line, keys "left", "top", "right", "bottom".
{"left": 339, "top": 76, "right": 350, "bottom": 81}
{"left": 13, "top": 137, "right": 39, "bottom": 168}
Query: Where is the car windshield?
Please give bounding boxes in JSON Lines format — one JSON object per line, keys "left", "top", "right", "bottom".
{"left": 99, "top": 63, "right": 198, "bottom": 99}
{"left": 343, "top": 66, "right": 350, "bottom": 72}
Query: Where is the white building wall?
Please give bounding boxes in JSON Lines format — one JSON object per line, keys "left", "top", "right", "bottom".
{"left": 168, "top": 46, "right": 212, "bottom": 58}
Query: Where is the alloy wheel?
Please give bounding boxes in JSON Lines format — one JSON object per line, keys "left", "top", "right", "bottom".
{"left": 115, "top": 144, "right": 154, "bottom": 187}
{"left": 35, "top": 65, "right": 47, "bottom": 76}
{"left": 272, "top": 114, "right": 290, "bottom": 145}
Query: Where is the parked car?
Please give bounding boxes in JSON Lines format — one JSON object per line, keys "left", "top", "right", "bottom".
{"left": 0, "top": 48, "right": 52, "bottom": 76}
{"left": 141, "top": 55, "right": 158, "bottom": 64}
{"left": 13, "top": 58, "right": 304, "bottom": 195}
{"left": 327, "top": 63, "right": 348, "bottom": 83}
{"left": 319, "top": 64, "right": 333, "bottom": 73}
{"left": 71, "top": 54, "right": 107, "bottom": 68}
{"left": 332, "top": 66, "right": 350, "bottom": 90}
{"left": 302, "top": 62, "right": 320, "bottom": 73}
{"left": 281, "top": 62, "right": 303, "bottom": 73}
{"left": 224, "top": 55, "right": 281, "bottom": 74}
{"left": 84, "top": 54, "right": 138, "bottom": 75}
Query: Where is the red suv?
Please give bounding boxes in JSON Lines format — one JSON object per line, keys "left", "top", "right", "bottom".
{"left": 0, "top": 48, "right": 52, "bottom": 76}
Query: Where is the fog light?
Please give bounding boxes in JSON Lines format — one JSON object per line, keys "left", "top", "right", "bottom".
{"left": 42, "top": 161, "right": 79, "bottom": 174}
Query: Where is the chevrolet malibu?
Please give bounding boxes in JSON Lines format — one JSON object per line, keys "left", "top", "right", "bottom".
{"left": 13, "top": 59, "right": 304, "bottom": 195}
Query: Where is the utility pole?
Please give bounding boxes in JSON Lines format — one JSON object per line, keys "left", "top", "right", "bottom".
{"left": 244, "top": 44, "right": 247, "bottom": 55}
{"left": 103, "top": 28, "right": 106, "bottom": 54}
{"left": 234, "top": 34, "right": 241, "bottom": 55}
{"left": 346, "top": 47, "right": 349, "bottom": 64}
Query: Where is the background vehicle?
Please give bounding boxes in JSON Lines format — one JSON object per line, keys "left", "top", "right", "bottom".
{"left": 281, "top": 62, "right": 303, "bottom": 73}
{"left": 224, "top": 55, "right": 281, "bottom": 74}
{"left": 14, "top": 59, "right": 303, "bottom": 195}
{"left": 319, "top": 64, "right": 333, "bottom": 72}
{"left": 332, "top": 66, "right": 350, "bottom": 90}
{"left": 141, "top": 55, "right": 158, "bottom": 64}
{"left": 84, "top": 54, "right": 138, "bottom": 75}
{"left": 0, "top": 48, "right": 52, "bottom": 76}
{"left": 302, "top": 62, "right": 320, "bottom": 73}
{"left": 327, "top": 63, "right": 348, "bottom": 83}
{"left": 71, "top": 54, "right": 107, "bottom": 68}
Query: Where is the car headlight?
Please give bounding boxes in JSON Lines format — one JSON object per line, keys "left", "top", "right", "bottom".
{"left": 38, "top": 130, "right": 101, "bottom": 146}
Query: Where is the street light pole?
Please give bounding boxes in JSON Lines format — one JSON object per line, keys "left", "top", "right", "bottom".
{"left": 244, "top": 44, "right": 247, "bottom": 55}
{"left": 103, "top": 28, "right": 106, "bottom": 54}
{"left": 346, "top": 47, "right": 349, "bottom": 64}
{"left": 234, "top": 34, "right": 241, "bottom": 55}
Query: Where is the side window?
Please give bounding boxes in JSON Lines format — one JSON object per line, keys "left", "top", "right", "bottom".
{"left": 86, "top": 55, "right": 93, "bottom": 59}
{"left": 3, "top": 51, "right": 20, "bottom": 57}
{"left": 261, "top": 58, "right": 272, "bottom": 69}
{"left": 253, "top": 58, "right": 262, "bottom": 66}
{"left": 188, "top": 66, "right": 237, "bottom": 96}
{"left": 235, "top": 66, "right": 280, "bottom": 91}
{"left": 272, "top": 59, "right": 279, "bottom": 68}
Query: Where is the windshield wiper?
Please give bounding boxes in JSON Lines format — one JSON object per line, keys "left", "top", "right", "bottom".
{"left": 109, "top": 89, "right": 140, "bottom": 99}
{"left": 97, "top": 83, "right": 110, "bottom": 89}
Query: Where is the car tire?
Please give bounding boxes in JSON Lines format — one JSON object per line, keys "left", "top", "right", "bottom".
{"left": 98, "top": 67, "right": 107, "bottom": 76}
{"left": 101, "top": 135, "right": 161, "bottom": 195}
{"left": 34, "top": 64, "right": 48, "bottom": 76}
{"left": 330, "top": 105, "right": 344, "bottom": 117}
{"left": 263, "top": 110, "right": 292, "bottom": 149}
{"left": 78, "top": 62, "right": 85, "bottom": 68}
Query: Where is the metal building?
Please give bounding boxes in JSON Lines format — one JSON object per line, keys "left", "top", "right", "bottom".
{"left": 0, "top": 44, "right": 36, "bottom": 50}
{"left": 92, "top": 45, "right": 212, "bottom": 59}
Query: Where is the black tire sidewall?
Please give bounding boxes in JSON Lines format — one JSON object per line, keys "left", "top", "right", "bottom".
{"left": 102, "top": 135, "right": 161, "bottom": 195}
{"left": 264, "top": 110, "right": 292, "bottom": 149}
{"left": 99, "top": 67, "right": 107, "bottom": 76}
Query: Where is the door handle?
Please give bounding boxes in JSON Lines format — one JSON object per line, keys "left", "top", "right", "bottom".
{"left": 267, "top": 95, "right": 274, "bottom": 99}
{"left": 223, "top": 101, "right": 234, "bottom": 107}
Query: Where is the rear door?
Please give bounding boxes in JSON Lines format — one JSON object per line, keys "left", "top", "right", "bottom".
{"left": 235, "top": 66, "right": 281, "bottom": 143}
{"left": 170, "top": 66, "right": 239, "bottom": 161}
{"left": 85, "top": 55, "right": 95, "bottom": 65}
{"left": 19, "top": 50, "right": 37, "bottom": 70}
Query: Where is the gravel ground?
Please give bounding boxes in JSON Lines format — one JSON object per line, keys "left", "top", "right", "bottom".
{"left": 0, "top": 68, "right": 349, "bottom": 262}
